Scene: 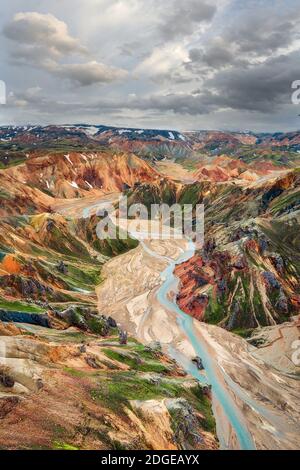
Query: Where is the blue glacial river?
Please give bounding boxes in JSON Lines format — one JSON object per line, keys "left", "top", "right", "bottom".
{"left": 155, "top": 239, "right": 256, "bottom": 450}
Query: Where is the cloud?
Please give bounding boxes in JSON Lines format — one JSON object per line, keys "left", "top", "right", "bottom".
{"left": 3, "top": 11, "right": 128, "bottom": 87}
{"left": 158, "top": 0, "right": 217, "bottom": 40}
{"left": 134, "top": 43, "right": 189, "bottom": 81}
{"left": 185, "top": 2, "right": 300, "bottom": 79}
{"left": 53, "top": 61, "right": 128, "bottom": 86}
{"left": 8, "top": 86, "right": 43, "bottom": 108}
{"left": 127, "top": 92, "right": 213, "bottom": 115}
{"left": 223, "top": 5, "right": 300, "bottom": 57}
{"left": 188, "top": 40, "right": 235, "bottom": 69}
{"left": 2, "top": 0, "right": 300, "bottom": 131}
{"left": 6, "top": 51, "right": 297, "bottom": 116}
{"left": 3, "top": 12, "right": 87, "bottom": 56}
{"left": 119, "top": 41, "right": 142, "bottom": 57}
{"left": 205, "top": 52, "right": 300, "bottom": 113}
{"left": 93, "top": 52, "right": 299, "bottom": 116}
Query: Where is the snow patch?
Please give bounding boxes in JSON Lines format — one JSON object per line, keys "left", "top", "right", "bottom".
{"left": 85, "top": 180, "right": 93, "bottom": 189}
{"left": 83, "top": 126, "right": 99, "bottom": 137}
{"left": 64, "top": 154, "right": 73, "bottom": 166}
{"left": 80, "top": 153, "right": 88, "bottom": 162}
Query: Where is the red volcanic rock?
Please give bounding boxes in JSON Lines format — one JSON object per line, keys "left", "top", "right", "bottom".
{"left": 244, "top": 239, "right": 260, "bottom": 253}
{"left": 175, "top": 247, "right": 250, "bottom": 323}
{"left": 177, "top": 293, "right": 209, "bottom": 321}
{"left": 195, "top": 166, "right": 230, "bottom": 183}
{"left": 175, "top": 254, "right": 217, "bottom": 321}
{"left": 1, "top": 151, "right": 159, "bottom": 202}
{"left": 252, "top": 161, "right": 288, "bottom": 173}
{"left": 231, "top": 256, "right": 248, "bottom": 271}
{"left": 290, "top": 295, "right": 300, "bottom": 310}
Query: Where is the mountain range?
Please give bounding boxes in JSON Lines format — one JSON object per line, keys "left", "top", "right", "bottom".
{"left": 0, "top": 124, "right": 299, "bottom": 450}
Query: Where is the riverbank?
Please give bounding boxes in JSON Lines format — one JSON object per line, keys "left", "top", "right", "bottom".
{"left": 96, "top": 227, "right": 300, "bottom": 449}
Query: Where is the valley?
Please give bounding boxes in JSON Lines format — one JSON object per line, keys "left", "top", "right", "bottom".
{"left": 0, "top": 125, "right": 299, "bottom": 450}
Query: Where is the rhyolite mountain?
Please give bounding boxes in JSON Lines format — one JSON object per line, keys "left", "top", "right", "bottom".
{"left": 0, "top": 124, "right": 299, "bottom": 333}
{"left": 0, "top": 124, "right": 299, "bottom": 450}
{"left": 1, "top": 124, "right": 300, "bottom": 162}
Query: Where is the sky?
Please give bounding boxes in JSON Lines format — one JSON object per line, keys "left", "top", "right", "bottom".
{"left": 0, "top": 0, "right": 300, "bottom": 131}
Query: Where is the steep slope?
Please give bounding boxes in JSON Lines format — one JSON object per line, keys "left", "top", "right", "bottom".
{"left": 0, "top": 322, "right": 217, "bottom": 450}
{"left": 3, "top": 151, "right": 159, "bottom": 200}
{"left": 175, "top": 170, "right": 300, "bottom": 332}
{"left": 192, "top": 154, "right": 289, "bottom": 185}
{"left": 125, "top": 170, "right": 300, "bottom": 332}
{"left": 0, "top": 208, "right": 142, "bottom": 318}
{"left": 0, "top": 171, "right": 53, "bottom": 216}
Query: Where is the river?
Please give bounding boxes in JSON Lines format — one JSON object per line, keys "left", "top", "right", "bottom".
{"left": 81, "top": 200, "right": 296, "bottom": 450}
{"left": 135, "top": 236, "right": 255, "bottom": 450}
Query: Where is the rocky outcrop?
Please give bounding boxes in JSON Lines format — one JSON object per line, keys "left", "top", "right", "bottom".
{"left": 0, "top": 275, "right": 54, "bottom": 300}
{"left": 0, "top": 367, "right": 15, "bottom": 388}
{"left": 262, "top": 271, "right": 281, "bottom": 291}
{"left": 175, "top": 224, "right": 296, "bottom": 329}
{"left": 192, "top": 357, "right": 204, "bottom": 371}
{"left": 226, "top": 301, "right": 242, "bottom": 331}
{"left": 0, "top": 309, "right": 51, "bottom": 328}
{"left": 54, "top": 306, "right": 117, "bottom": 336}
{"left": 119, "top": 329, "right": 128, "bottom": 345}
{"left": 56, "top": 261, "right": 68, "bottom": 275}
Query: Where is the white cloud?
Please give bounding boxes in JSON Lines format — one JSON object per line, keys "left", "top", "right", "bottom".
{"left": 3, "top": 11, "right": 128, "bottom": 87}
{"left": 53, "top": 61, "right": 128, "bottom": 86}
{"left": 1, "top": 0, "right": 299, "bottom": 131}
{"left": 135, "top": 43, "right": 189, "bottom": 77}
{"left": 3, "top": 12, "right": 87, "bottom": 56}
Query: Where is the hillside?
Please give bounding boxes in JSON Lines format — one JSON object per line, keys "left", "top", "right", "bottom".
{"left": 0, "top": 125, "right": 299, "bottom": 450}
{"left": 125, "top": 169, "right": 300, "bottom": 333}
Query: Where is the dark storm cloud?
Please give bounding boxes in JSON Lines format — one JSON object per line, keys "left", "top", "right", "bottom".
{"left": 201, "top": 52, "right": 300, "bottom": 113}
{"left": 223, "top": 6, "right": 300, "bottom": 57}
{"left": 188, "top": 41, "right": 236, "bottom": 69}
{"left": 108, "top": 52, "right": 300, "bottom": 115}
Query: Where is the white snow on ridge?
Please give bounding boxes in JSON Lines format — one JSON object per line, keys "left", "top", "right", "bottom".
{"left": 168, "top": 132, "right": 175, "bottom": 140}
{"left": 85, "top": 180, "right": 93, "bottom": 189}
{"left": 64, "top": 154, "right": 73, "bottom": 166}
{"left": 80, "top": 153, "right": 89, "bottom": 162}
{"left": 83, "top": 126, "right": 99, "bottom": 137}
{"left": 178, "top": 134, "right": 186, "bottom": 141}
{"left": 118, "top": 129, "right": 131, "bottom": 135}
